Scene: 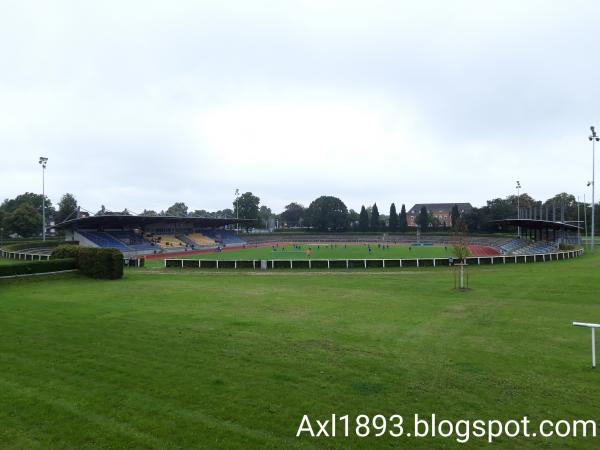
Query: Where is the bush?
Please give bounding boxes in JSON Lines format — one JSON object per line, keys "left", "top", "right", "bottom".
{"left": 2, "top": 240, "right": 67, "bottom": 251}
{"left": 78, "top": 248, "right": 123, "bottom": 279}
{"left": 0, "top": 258, "right": 77, "bottom": 277}
{"left": 51, "top": 244, "right": 80, "bottom": 260}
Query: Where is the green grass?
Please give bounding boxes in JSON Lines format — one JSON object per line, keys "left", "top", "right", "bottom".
{"left": 1, "top": 253, "right": 599, "bottom": 448}
{"left": 146, "top": 243, "right": 454, "bottom": 268}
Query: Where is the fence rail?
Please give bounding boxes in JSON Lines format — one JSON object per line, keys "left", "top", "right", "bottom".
{"left": 0, "top": 249, "right": 51, "bottom": 261}
{"left": 163, "top": 248, "right": 583, "bottom": 270}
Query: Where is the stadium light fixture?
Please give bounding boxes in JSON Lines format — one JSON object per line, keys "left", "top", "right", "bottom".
{"left": 38, "top": 157, "right": 48, "bottom": 241}
{"left": 589, "top": 127, "right": 599, "bottom": 253}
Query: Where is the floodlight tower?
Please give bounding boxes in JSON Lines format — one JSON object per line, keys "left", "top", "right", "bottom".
{"left": 516, "top": 180, "right": 521, "bottom": 238}
{"left": 38, "top": 157, "right": 48, "bottom": 241}
{"left": 235, "top": 188, "right": 240, "bottom": 233}
{"left": 589, "top": 127, "right": 599, "bottom": 253}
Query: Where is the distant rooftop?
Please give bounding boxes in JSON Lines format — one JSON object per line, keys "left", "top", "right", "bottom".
{"left": 408, "top": 203, "right": 473, "bottom": 214}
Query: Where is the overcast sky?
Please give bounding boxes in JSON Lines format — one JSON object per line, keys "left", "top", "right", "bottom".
{"left": 2, "top": 0, "right": 599, "bottom": 214}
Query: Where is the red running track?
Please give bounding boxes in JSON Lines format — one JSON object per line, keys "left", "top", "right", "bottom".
{"left": 467, "top": 245, "right": 500, "bottom": 256}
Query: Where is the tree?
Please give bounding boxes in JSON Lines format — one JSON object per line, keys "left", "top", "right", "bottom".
{"left": 97, "top": 205, "right": 107, "bottom": 215}
{"left": 347, "top": 209, "right": 360, "bottom": 230}
{"left": 280, "top": 202, "right": 306, "bottom": 227}
{"left": 234, "top": 192, "right": 260, "bottom": 231}
{"left": 140, "top": 209, "right": 158, "bottom": 216}
{"left": 451, "top": 204, "right": 460, "bottom": 230}
{"left": 5, "top": 204, "right": 42, "bottom": 237}
{"left": 359, "top": 205, "right": 369, "bottom": 232}
{"left": 370, "top": 203, "right": 380, "bottom": 231}
{"left": 1, "top": 192, "right": 54, "bottom": 222}
{"left": 165, "top": 202, "right": 188, "bottom": 217}
{"left": 543, "top": 193, "right": 577, "bottom": 221}
{"left": 55, "top": 193, "right": 78, "bottom": 224}
{"left": 417, "top": 206, "right": 429, "bottom": 230}
{"left": 258, "top": 205, "right": 273, "bottom": 228}
{"left": 306, "top": 196, "right": 348, "bottom": 231}
{"left": 399, "top": 204, "right": 408, "bottom": 231}
{"left": 389, "top": 203, "right": 398, "bottom": 231}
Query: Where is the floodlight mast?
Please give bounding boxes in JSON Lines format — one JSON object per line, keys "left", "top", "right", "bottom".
{"left": 516, "top": 181, "right": 521, "bottom": 238}
{"left": 38, "top": 157, "right": 48, "bottom": 241}
{"left": 235, "top": 188, "right": 240, "bottom": 233}
{"left": 589, "top": 127, "right": 599, "bottom": 253}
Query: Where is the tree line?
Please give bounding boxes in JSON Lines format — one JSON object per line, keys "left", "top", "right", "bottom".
{"left": 0, "top": 190, "right": 595, "bottom": 238}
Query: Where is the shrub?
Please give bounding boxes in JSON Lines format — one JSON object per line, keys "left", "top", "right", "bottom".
{"left": 0, "top": 258, "right": 77, "bottom": 277}
{"left": 51, "top": 244, "right": 80, "bottom": 260}
{"left": 2, "top": 240, "right": 67, "bottom": 251}
{"left": 78, "top": 248, "right": 123, "bottom": 279}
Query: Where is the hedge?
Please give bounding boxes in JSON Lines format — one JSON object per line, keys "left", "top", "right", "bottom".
{"left": 51, "top": 244, "right": 80, "bottom": 260}
{"left": 2, "top": 240, "right": 72, "bottom": 251}
{"left": 0, "top": 258, "right": 77, "bottom": 277}
{"left": 77, "top": 248, "right": 123, "bottom": 279}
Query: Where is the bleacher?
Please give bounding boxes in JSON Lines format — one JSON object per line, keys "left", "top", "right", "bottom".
{"left": 151, "top": 235, "right": 187, "bottom": 249}
{"left": 78, "top": 230, "right": 131, "bottom": 252}
{"left": 187, "top": 232, "right": 216, "bottom": 246}
{"left": 513, "top": 241, "right": 558, "bottom": 255}
{"left": 499, "top": 239, "right": 531, "bottom": 254}
{"left": 175, "top": 234, "right": 201, "bottom": 247}
{"left": 106, "top": 230, "right": 155, "bottom": 251}
{"left": 201, "top": 229, "right": 246, "bottom": 245}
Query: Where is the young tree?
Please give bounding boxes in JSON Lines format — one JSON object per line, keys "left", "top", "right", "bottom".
{"left": 417, "top": 206, "right": 429, "bottom": 231}
{"left": 55, "top": 193, "right": 78, "bottom": 224}
{"left": 370, "top": 203, "right": 380, "bottom": 231}
{"left": 165, "top": 202, "right": 188, "bottom": 217}
{"left": 451, "top": 221, "right": 470, "bottom": 289}
{"left": 359, "top": 205, "right": 369, "bottom": 232}
{"left": 234, "top": 192, "right": 260, "bottom": 231}
{"left": 399, "top": 204, "right": 408, "bottom": 231}
{"left": 306, "top": 196, "right": 348, "bottom": 231}
{"left": 389, "top": 203, "right": 398, "bottom": 231}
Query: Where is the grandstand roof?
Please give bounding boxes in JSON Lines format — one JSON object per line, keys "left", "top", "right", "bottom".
{"left": 53, "top": 215, "right": 252, "bottom": 229}
{"left": 490, "top": 219, "right": 580, "bottom": 231}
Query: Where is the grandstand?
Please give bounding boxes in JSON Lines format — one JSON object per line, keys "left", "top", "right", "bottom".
{"left": 54, "top": 215, "right": 250, "bottom": 256}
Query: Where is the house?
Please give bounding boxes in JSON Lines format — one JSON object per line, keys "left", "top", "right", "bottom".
{"left": 407, "top": 203, "right": 473, "bottom": 227}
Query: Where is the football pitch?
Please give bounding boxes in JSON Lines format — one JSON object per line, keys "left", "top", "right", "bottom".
{"left": 1, "top": 251, "right": 599, "bottom": 448}
{"left": 146, "top": 243, "right": 455, "bottom": 268}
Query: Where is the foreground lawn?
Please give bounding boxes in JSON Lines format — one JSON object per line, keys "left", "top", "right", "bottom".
{"left": 0, "top": 254, "right": 599, "bottom": 448}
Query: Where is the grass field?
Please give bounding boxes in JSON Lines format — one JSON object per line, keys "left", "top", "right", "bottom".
{"left": 1, "top": 252, "right": 599, "bottom": 448}
{"left": 146, "top": 243, "right": 455, "bottom": 268}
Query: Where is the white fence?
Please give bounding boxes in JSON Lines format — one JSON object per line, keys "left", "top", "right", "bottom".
{"left": 163, "top": 248, "right": 583, "bottom": 270}
{"left": 0, "top": 249, "right": 51, "bottom": 261}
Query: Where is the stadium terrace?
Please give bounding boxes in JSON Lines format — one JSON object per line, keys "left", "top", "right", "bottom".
{"left": 53, "top": 215, "right": 252, "bottom": 256}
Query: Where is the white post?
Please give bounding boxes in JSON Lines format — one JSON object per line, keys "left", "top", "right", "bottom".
{"left": 593, "top": 328, "right": 597, "bottom": 368}
{"left": 573, "top": 322, "right": 600, "bottom": 368}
